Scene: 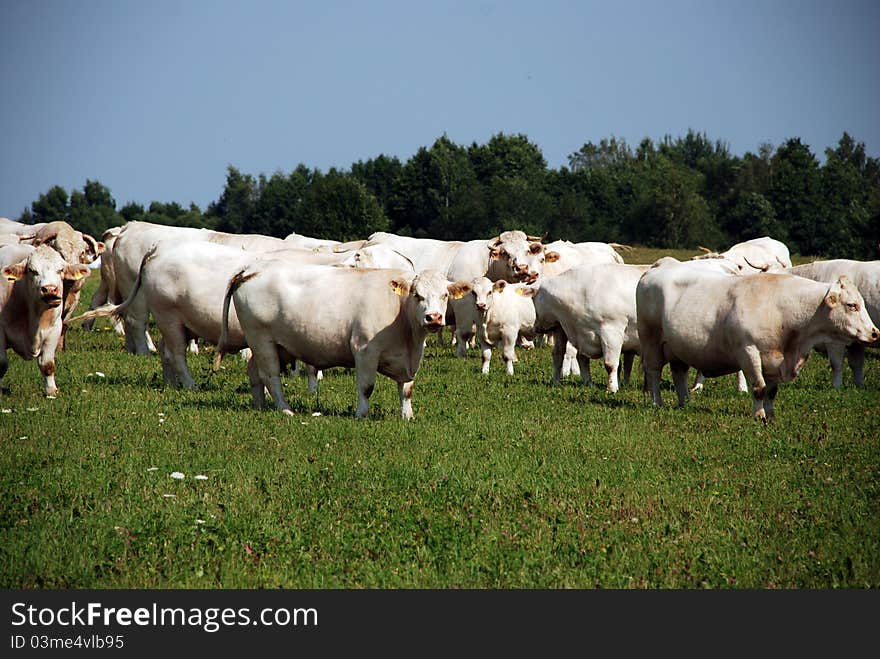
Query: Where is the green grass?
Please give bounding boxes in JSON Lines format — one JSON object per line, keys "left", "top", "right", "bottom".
{"left": 1, "top": 247, "right": 877, "bottom": 588}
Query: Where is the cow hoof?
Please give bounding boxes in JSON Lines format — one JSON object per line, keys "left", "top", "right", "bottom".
{"left": 690, "top": 384, "right": 703, "bottom": 394}
{"left": 281, "top": 409, "right": 295, "bottom": 417}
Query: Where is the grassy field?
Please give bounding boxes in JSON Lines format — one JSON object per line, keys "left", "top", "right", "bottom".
{"left": 1, "top": 247, "right": 878, "bottom": 588}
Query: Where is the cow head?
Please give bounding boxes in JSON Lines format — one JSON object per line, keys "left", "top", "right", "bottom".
{"left": 487, "top": 230, "right": 559, "bottom": 284}
{"left": 390, "top": 270, "right": 473, "bottom": 333}
{"left": 2, "top": 245, "right": 90, "bottom": 309}
{"left": 823, "top": 275, "right": 880, "bottom": 345}
{"left": 22, "top": 221, "right": 105, "bottom": 265}
{"left": 468, "top": 276, "right": 494, "bottom": 314}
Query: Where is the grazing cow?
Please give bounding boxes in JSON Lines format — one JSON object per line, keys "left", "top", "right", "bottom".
{"left": 693, "top": 236, "right": 792, "bottom": 273}
{"left": 532, "top": 263, "right": 649, "bottom": 391}
{"left": 0, "top": 245, "right": 90, "bottom": 396}
{"left": 473, "top": 279, "right": 539, "bottom": 375}
{"left": 217, "top": 264, "right": 472, "bottom": 418}
{"left": 636, "top": 259, "right": 879, "bottom": 421}
{"left": 109, "top": 221, "right": 291, "bottom": 354}
{"left": 787, "top": 259, "right": 880, "bottom": 388}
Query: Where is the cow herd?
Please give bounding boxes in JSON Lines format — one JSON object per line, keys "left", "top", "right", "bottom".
{"left": 1, "top": 217, "right": 878, "bottom": 423}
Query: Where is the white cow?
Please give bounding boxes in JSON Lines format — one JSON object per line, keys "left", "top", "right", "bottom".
{"left": 217, "top": 264, "right": 472, "bottom": 419}
{"left": 109, "top": 221, "right": 292, "bottom": 354}
{"left": 476, "top": 280, "right": 539, "bottom": 375}
{"left": 636, "top": 259, "right": 879, "bottom": 421}
{"left": 72, "top": 242, "right": 414, "bottom": 389}
{"left": 541, "top": 240, "right": 625, "bottom": 278}
{"left": 787, "top": 259, "right": 880, "bottom": 388}
{"left": 449, "top": 277, "right": 495, "bottom": 358}
{"left": 693, "top": 236, "right": 792, "bottom": 273}
{"left": 532, "top": 263, "right": 649, "bottom": 391}
{"left": 1, "top": 245, "right": 90, "bottom": 396}
{"left": 83, "top": 226, "right": 124, "bottom": 334}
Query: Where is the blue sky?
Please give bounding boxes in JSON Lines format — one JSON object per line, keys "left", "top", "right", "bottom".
{"left": 1, "top": 0, "right": 878, "bottom": 219}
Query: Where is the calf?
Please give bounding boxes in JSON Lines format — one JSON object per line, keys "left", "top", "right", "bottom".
{"left": 0, "top": 245, "right": 90, "bottom": 396}
{"left": 475, "top": 280, "right": 539, "bottom": 375}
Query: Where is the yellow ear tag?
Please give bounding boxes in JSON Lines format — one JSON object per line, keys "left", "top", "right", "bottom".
{"left": 452, "top": 290, "right": 466, "bottom": 300}
{"left": 391, "top": 281, "right": 405, "bottom": 296}
{"left": 516, "top": 287, "right": 525, "bottom": 295}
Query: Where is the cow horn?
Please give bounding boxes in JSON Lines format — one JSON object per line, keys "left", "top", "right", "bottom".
{"left": 526, "top": 234, "right": 544, "bottom": 242}
{"left": 697, "top": 245, "right": 713, "bottom": 253}
{"left": 742, "top": 256, "right": 769, "bottom": 272}
{"left": 608, "top": 242, "right": 634, "bottom": 252}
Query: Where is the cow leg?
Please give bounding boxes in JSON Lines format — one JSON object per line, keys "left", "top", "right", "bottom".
{"left": 736, "top": 370, "right": 748, "bottom": 393}
{"left": 670, "top": 360, "right": 690, "bottom": 407}
{"left": 575, "top": 352, "right": 591, "bottom": 386}
{"left": 569, "top": 343, "right": 582, "bottom": 378}
{"left": 763, "top": 382, "right": 779, "bottom": 423}
{"left": 825, "top": 342, "right": 846, "bottom": 389}
{"left": 739, "top": 346, "right": 768, "bottom": 421}
{"left": 0, "top": 341, "right": 9, "bottom": 394}
{"left": 354, "top": 355, "right": 379, "bottom": 419}
{"left": 252, "top": 340, "right": 292, "bottom": 415}
{"left": 502, "top": 332, "right": 517, "bottom": 375}
{"left": 551, "top": 329, "right": 568, "bottom": 384}
{"left": 455, "top": 326, "right": 472, "bottom": 358}
{"left": 246, "top": 356, "right": 266, "bottom": 409}
{"left": 156, "top": 324, "right": 195, "bottom": 389}
{"left": 847, "top": 344, "right": 865, "bottom": 388}
{"left": 601, "top": 331, "right": 625, "bottom": 393}
{"left": 398, "top": 380, "right": 415, "bottom": 420}
{"left": 691, "top": 371, "right": 706, "bottom": 393}
{"left": 480, "top": 340, "right": 492, "bottom": 374}
{"left": 621, "top": 352, "right": 635, "bottom": 388}
{"left": 36, "top": 336, "right": 60, "bottom": 397}
{"left": 188, "top": 339, "right": 199, "bottom": 354}
{"left": 306, "top": 365, "right": 320, "bottom": 394}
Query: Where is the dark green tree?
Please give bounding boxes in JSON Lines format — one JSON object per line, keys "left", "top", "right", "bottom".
{"left": 767, "top": 138, "right": 822, "bottom": 255}
{"left": 299, "top": 168, "right": 388, "bottom": 241}
{"left": 206, "top": 166, "right": 257, "bottom": 234}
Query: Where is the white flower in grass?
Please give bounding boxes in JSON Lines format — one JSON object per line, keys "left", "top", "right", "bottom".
{"left": 194, "top": 474, "right": 208, "bottom": 481}
{"left": 162, "top": 494, "right": 176, "bottom": 498}
{"left": 1, "top": 409, "right": 11, "bottom": 414}
{"left": 26, "top": 407, "right": 38, "bottom": 412}
{"left": 195, "top": 519, "right": 206, "bottom": 524}
{"left": 146, "top": 467, "right": 158, "bottom": 472}
{"left": 311, "top": 412, "right": 322, "bottom": 417}
{"left": 95, "top": 372, "right": 105, "bottom": 378}
{"left": 170, "top": 472, "right": 185, "bottom": 480}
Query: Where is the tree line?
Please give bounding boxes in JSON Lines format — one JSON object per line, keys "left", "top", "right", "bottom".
{"left": 14, "top": 129, "right": 880, "bottom": 259}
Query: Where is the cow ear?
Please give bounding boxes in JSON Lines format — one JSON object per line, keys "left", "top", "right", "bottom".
{"left": 492, "top": 280, "right": 507, "bottom": 293}
{"left": 390, "top": 277, "right": 410, "bottom": 297}
{"left": 544, "top": 250, "right": 560, "bottom": 263}
{"left": 837, "top": 275, "right": 852, "bottom": 290}
{"left": 528, "top": 242, "right": 543, "bottom": 255}
{"left": 824, "top": 284, "right": 841, "bottom": 308}
{"left": 488, "top": 246, "right": 505, "bottom": 261}
{"left": 93, "top": 241, "right": 106, "bottom": 256}
{"left": 516, "top": 285, "right": 538, "bottom": 298}
{"left": 3, "top": 262, "right": 25, "bottom": 282}
{"left": 64, "top": 265, "right": 91, "bottom": 281}
{"left": 447, "top": 281, "right": 473, "bottom": 300}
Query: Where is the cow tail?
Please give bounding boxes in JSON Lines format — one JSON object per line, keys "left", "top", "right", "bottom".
{"left": 66, "top": 244, "right": 158, "bottom": 326}
{"left": 214, "top": 268, "right": 258, "bottom": 371}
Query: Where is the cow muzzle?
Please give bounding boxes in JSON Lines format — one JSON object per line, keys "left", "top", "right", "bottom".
{"left": 424, "top": 312, "right": 444, "bottom": 332}
{"left": 41, "top": 286, "right": 62, "bottom": 307}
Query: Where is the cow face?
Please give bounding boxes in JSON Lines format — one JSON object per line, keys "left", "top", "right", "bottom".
{"left": 487, "top": 230, "right": 557, "bottom": 284}
{"left": 824, "top": 275, "right": 880, "bottom": 345}
{"left": 469, "top": 277, "right": 494, "bottom": 314}
{"left": 25, "top": 221, "right": 105, "bottom": 265}
{"left": 2, "top": 245, "right": 90, "bottom": 308}
{"left": 391, "top": 270, "right": 472, "bottom": 333}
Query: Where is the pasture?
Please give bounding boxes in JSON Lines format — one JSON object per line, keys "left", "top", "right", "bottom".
{"left": 1, "top": 247, "right": 878, "bottom": 588}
